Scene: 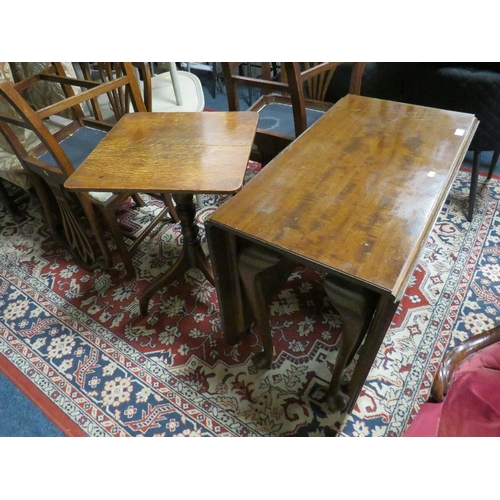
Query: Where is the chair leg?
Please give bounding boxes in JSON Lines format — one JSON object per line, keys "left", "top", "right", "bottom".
{"left": 212, "top": 62, "right": 217, "bottom": 98}
{"left": 77, "top": 195, "right": 114, "bottom": 269}
{"left": 468, "top": 150, "right": 480, "bottom": 222}
{"left": 142, "top": 193, "right": 179, "bottom": 223}
{"left": 163, "top": 194, "right": 179, "bottom": 222}
{"left": 132, "top": 193, "right": 146, "bottom": 207}
{"left": 99, "top": 205, "right": 136, "bottom": 278}
{"left": 169, "top": 62, "right": 183, "bottom": 106}
{"left": 487, "top": 150, "right": 500, "bottom": 180}
{"left": 30, "top": 175, "right": 64, "bottom": 243}
{"left": 0, "top": 178, "right": 29, "bottom": 222}
{"left": 246, "top": 62, "right": 253, "bottom": 105}
{"left": 0, "top": 179, "right": 17, "bottom": 218}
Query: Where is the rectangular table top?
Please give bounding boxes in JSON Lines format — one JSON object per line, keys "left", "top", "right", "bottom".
{"left": 208, "top": 95, "right": 478, "bottom": 299}
{"left": 64, "top": 111, "right": 258, "bottom": 195}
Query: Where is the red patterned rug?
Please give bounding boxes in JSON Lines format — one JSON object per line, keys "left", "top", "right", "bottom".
{"left": 0, "top": 162, "right": 498, "bottom": 436}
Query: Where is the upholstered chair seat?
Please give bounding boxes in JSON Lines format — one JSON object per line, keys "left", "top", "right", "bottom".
{"left": 0, "top": 120, "right": 63, "bottom": 190}
{"left": 37, "top": 127, "right": 114, "bottom": 203}
{"left": 257, "top": 102, "right": 325, "bottom": 137}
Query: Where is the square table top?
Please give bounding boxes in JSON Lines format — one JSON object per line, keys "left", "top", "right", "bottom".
{"left": 207, "top": 95, "right": 478, "bottom": 299}
{"left": 64, "top": 111, "right": 258, "bottom": 195}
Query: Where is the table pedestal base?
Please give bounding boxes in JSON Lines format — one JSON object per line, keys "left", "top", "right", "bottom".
{"left": 139, "top": 193, "right": 214, "bottom": 317}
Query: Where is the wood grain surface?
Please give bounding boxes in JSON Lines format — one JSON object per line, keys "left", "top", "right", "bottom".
{"left": 209, "top": 95, "right": 478, "bottom": 298}
{"left": 65, "top": 111, "right": 258, "bottom": 194}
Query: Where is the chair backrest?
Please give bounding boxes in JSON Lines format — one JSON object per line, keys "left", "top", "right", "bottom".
{"left": 131, "top": 62, "right": 205, "bottom": 113}
{"left": 0, "top": 62, "right": 146, "bottom": 180}
{"left": 131, "top": 63, "right": 179, "bottom": 110}
{"left": 77, "top": 62, "right": 146, "bottom": 121}
{"left": 0, "top": 62, "right": 147, "bottom": 266}
{"left": 222, "top": 62, "right": 365, "bottom": 137}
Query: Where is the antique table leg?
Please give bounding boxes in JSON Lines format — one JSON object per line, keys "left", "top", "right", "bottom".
{"left": 238, "top": 244, "right": 295, "bottom": 369}
{"left": 205, "top": 225, "right": 254, "bottom": 344}
{"left": 345, "top": 293, "right": 399, "bottom": 414}
{"left": 323, "top": 276, "right": 378, "bottom": 412}
{"left": 139, "top": 193, "right": 214, "bottom": 316}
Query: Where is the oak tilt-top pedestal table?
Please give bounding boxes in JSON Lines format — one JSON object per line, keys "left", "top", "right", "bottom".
{"left": 205, "top": 95, "right": 478, "bottom": 414}
{"left": 65, "top": 111, "right": 258, "bottom": 316}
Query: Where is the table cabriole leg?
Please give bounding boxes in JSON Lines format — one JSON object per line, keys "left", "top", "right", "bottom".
{"left": 323, "top": 277, "right": 378, "bottom": 412}
{"left": 206, "top": 226, "right": 254, "bottom": 344}
{"left": 345, "top": 294, "right": 399, "bottom": 414}
{"left": 238, "top": 245, "right": 295, "bottom": 369}
{"left": 238, "top": 248, "right": 280, "bottom": 369}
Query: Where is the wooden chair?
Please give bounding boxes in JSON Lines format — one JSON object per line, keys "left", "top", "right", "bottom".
{"left": 76, "top": 63, "right": 204, "bottom": 117}
{"left": 405, "top": 325, "right": 500, "bottom": 436}
{"left": 0, "top": 62, "right": 173, "bottom": 276}
{"left": 135, "top": 63, "right": 205, "bottom": 112}
{"left": 76, "top": 62, "right": 146, "bottom": 122}
{"left": 221, "top": 62, "right": 366, "bottom": 164}
{"left": 430, "top": 325, "right": 500, "bottom": 403}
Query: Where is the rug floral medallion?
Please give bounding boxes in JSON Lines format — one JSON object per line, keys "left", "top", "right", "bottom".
{"left": 1, "top": 165, "right": 499, "bottom": 437}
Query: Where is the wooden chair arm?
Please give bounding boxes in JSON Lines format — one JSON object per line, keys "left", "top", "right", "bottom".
{"left": 36, "top": 76, "right": 133, "bottom": 120}
{"left": 430, "top": 324, "right": 500, "bottom": 402}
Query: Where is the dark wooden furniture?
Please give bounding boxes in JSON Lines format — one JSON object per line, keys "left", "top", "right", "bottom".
{"left": 404, "top": 325, "right": 500, "bottom": 436}
{"left": 326, "top": 62, "right": 500, "bottom": 222}
{"left": 431, "top": 325, "right": 500, "bottom": 403}
{"left": 65, "top": 111, "right": 258, "bottom": 316}
{"left": 76, "top": 62, "right": 137, "bottom": 122}
{"left": 206, "top": 94, "right": 478, "bottom": 414}
{"left": 0, "top": 63, "right": 174, "bottom": 276}
{"left": 0, "top": 178, "right": 28, "bottom": 221}
{"left": 400, "top": 63, "right": 500, "bottom": 222}
{"left": 221, "top": 62, "right": 365, "bottom": 164}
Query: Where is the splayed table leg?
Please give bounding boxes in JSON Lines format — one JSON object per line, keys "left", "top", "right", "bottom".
{"left": 139, "top": 193, "right": 214, "bottom": 317}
